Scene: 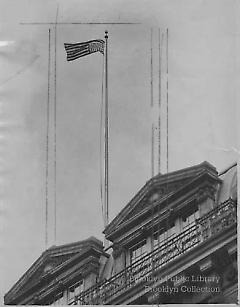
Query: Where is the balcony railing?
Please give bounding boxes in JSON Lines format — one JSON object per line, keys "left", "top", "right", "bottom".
{"left": 70, "top": 198, "right": 236, "bottom": 305}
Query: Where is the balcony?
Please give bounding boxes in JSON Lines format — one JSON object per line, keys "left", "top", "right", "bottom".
{"left": 70, "top": 198, "right": 237, "bottom": 305}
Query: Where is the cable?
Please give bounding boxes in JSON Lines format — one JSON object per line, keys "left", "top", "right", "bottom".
{"left": 54, "top": 4, "right": 59, "bottom": 244}
{"left": 158, "top": 29, "right": 164, "bottom": 174}
{"left": 166, "top": 28, "right": 169, "bottom": 174}
{"left": 156, "top": 29, "right": 164, "bottom": 267}
{"left": 150, "top": 28, "right": 154, "bottom": 177}
{"left": 165, "top": 28, "right": 171, "bottom": 305}
{"left": 149, "top": 28, "right": 156, "bottom": 300}
{"left": 45, "top": 29, "right": 51, "bottom": 248}
{"left": 150, "top": 28, "right": 153, "bottom": 108}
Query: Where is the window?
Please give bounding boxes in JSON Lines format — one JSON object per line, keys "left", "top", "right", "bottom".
{"left": 181, "top": 207, "right": 200, "bottom": 252}
{"left": 68, "top": 280, "right": 84, "bottom": 303}
{"left": 182, "top": 208, "right": 199, "bottom": 230}
{"left": 153, "top": 222, "right": 175, "bottom": 248}
{"left": 130, "top": 240, "right": 147, "bottom": 264}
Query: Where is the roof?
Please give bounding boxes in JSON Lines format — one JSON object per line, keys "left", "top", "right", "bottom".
{"left": 4, "top": 236, "right": 104, "bottom": 304}
{"left": 45, "top": 236, "right": 103, "bottom": 255}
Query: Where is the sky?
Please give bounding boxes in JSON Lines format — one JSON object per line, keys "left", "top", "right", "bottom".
{"left": 0, "top": 0, "right": 238, "bottom": 302}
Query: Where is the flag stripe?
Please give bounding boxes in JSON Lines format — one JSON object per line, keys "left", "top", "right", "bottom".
{"left": 66, "top": 50, "right": 90, "bottom": 59}
{"left": 65, "top": 43, "right": 103, "bottom": 53}
{"left": 65, "top": 39, "right": 104, "bottom": 48}
{"left": 66, "top": 50, "right": 90, "bottom": 61}
{"left": 66, "top": 44, "right": 89, "bottom": 52}
{"left": 65, "top": 45, "right": 89, "bottom": 52}
{"left": 67, "top": 49, "right": 90, "bottom": 58}
{"left": 65, "top": 44, "right": 89, "bottom": 51}
{"left": 65, "top": 42, "right": 103, "bottom": 51}
{"left": 67, "top": 51, "right": 90, "bottom": 61}
{"left": 66, "top": 47, "right": 89, "bottom": 56}
{"left": 64, "top": 39, "right": 104, "bottom": 61}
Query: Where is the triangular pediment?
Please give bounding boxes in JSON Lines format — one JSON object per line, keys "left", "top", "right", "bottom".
{"left": 123, "top": 177, "right": 191, "bottom": 221}
{"left": 5, "top": 237, "right": 103, "bottom": 304}
{"left": 104, "top": 161, "right": 219, "bottom": 239}
{"left": 9, "top": 249, "right": 80, "bottom": 300}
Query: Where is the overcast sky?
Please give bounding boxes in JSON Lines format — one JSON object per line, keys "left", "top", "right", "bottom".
{"left": 0, "top": 0, "right": 238, "bottom": 302}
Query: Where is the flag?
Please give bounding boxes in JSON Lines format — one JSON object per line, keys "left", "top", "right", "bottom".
{"left": 64, "top": 39, "right": 104, "bottom": 61}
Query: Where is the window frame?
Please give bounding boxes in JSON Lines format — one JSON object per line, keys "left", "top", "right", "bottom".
{"left": 153, "top": 221, "right": 176, "bottom": 248}
{"left": 181, "top": 207, "right": 199, "bottom": 230}
{"left": 129, "top": 239, "right": 147, "bottom": 264}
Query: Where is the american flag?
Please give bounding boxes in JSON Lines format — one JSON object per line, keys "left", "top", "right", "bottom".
{"left": 64, "top": 39, "right": 104, "bottom": 61}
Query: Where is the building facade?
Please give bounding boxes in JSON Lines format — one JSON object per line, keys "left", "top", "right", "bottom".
{"left": 4, "top": 161, "right": 238, "bottom": 305}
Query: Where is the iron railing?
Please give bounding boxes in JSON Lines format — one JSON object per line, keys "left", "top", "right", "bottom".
{"left": 70, "top": 198, "right": 236, "bottom": 305}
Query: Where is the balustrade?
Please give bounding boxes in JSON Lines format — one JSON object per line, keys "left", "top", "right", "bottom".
{"left": 70, "top": 198, "right": 236, "bottom": 305}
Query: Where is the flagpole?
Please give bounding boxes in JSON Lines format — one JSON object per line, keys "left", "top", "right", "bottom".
{"left": 104, "top": 31, "right": 109, "bottom": 247}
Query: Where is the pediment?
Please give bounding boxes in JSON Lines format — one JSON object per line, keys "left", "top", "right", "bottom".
{"left": 118, "top": 178, "right": 192, "bottom": 227}
{"left": 11, "top": 250, "right": 78, "bottom": 299}
{"left": 104, "top": 161, "right": 219, "bottom": 239}
{"left": 5, "top": 237, "right": 103, "bottom": 304}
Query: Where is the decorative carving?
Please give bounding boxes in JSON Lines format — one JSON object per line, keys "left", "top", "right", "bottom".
{"left": 43, "top": 263, "right": 53, "bottom": 273}
{"left": 149, "top": 192, "right": 160, "bottom": 203}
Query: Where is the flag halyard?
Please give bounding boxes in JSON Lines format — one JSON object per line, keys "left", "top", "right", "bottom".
{"left": 64, "top": 39, "right": 104, "bottom": 61}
